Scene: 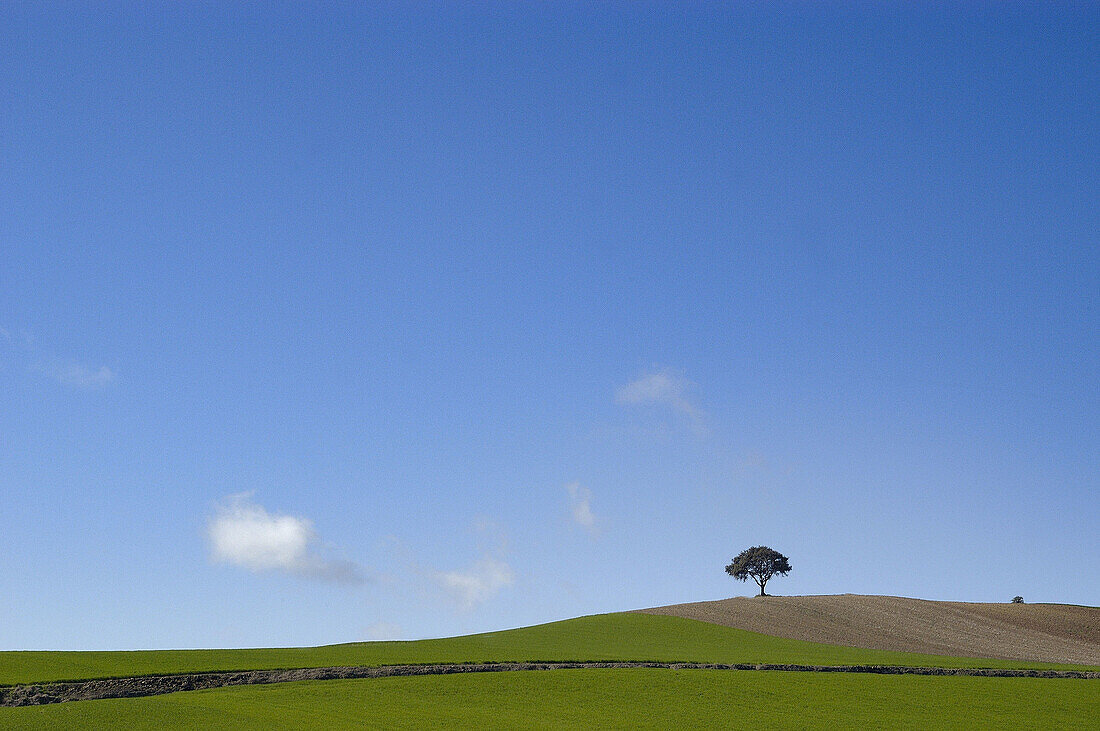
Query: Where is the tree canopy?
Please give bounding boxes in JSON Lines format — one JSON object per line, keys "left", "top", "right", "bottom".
{"left": 725, "top": 546, "right": 791, "bottom": 596}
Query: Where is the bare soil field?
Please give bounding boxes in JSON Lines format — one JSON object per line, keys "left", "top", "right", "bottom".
{"left": 641, "top": 594, "right": 1100, "bottom": 665}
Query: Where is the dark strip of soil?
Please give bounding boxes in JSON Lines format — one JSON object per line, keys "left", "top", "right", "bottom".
{"left": 2, "top": 662, "right": 1096, "bottom": 708}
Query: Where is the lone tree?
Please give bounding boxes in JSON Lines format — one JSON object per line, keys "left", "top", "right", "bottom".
{"left": 726, "top": 546, "right": 791, "bottom": 597}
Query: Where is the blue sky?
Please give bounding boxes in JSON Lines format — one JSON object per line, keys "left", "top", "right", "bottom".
{"left": 1, "top": 2, "right": 1097, "bottom": 650}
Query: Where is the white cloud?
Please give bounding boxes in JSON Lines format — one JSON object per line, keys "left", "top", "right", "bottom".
{"left": 434, "top": 558, "right": 514, "bottom": 610}
{"left": 615, "top": 368, "right": 704, "bottom": 428}
{"left": 207, "top": 494, "right": 365, "bottom": 584}
{"left": 58, "top": 363, "right": 114, "bottom": 389}
{"left": 566, "top": 482, "right": 596, "bottom": 533}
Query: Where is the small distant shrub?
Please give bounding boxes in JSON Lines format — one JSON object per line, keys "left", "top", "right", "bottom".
{"left": 1012, "top": 596, "right": 1024, "bottom": 604}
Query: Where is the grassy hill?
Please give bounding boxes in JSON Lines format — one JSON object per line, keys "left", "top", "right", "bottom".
{"left": 3, "top": 601, "right": 1098, "bottom": 729}
{"left": 2, "top": 611, "right": 1095, "bottom": 687}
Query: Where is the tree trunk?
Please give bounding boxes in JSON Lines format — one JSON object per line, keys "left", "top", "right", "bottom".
{"left": 758, "top": 579, "right": 766, "bottom": 597}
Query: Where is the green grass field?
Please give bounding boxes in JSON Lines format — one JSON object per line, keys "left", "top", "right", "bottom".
{"left": 2, "top": 612, "right": 1094, "bottom": 686}
{"left": 1, "top": 669, "right": 1097, "bottom": 729}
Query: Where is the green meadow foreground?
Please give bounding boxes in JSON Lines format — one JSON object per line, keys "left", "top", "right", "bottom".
{"left": 1, "top": 669, "right": 1097, "bottom": 729}
{"left": 2, "top": 605, "right": 1097, "bottom": 728}
{"left": 1, "top": 613, "right": 1094, "bottom": 686}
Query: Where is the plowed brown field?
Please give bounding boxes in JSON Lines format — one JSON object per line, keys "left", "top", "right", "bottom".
{"left": 641, "top": 594, "right": 1100, "bottom": 665}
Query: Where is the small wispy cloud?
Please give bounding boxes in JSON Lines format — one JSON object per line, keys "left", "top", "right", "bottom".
{"left": 1, "top": 325, "right": 115, "bottom": 390}
{"left": 434, "top": 558, "right": 514, "bottom": 610}
{"left": 57, "top": 363, "right": 115, "bottom": 389}
{"left": 364, "top": 622, "right": 403, "bottom": 641}
{"left": 207, "top": 494, "right": 365, "bottom": 584}
{"left": 616, "top": 368, "right": 704, "bottom": 430}
{"left": 566, "top": 482, "right": 596, "bottom": 534}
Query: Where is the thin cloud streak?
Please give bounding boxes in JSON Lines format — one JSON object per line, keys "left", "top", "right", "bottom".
{"left": 616, "top": 368, "right": 705, "bottom": 431}
{"left": 364, "top": 622, "right": 403, "bottom": 641}
{"left": 566, "top": 482, "right": 597, "bottom": 534}
{"left": 57, "top": 363, "right": 115, "bottom": 389}
{"left": 0, "top": 325, "right": 114, "bottom": 389}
